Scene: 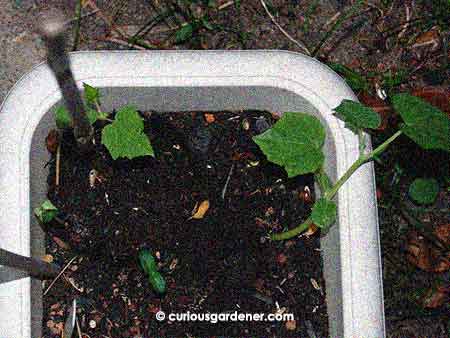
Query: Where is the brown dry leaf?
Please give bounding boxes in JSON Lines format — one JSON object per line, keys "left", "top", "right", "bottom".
{"left": 52, "top": 236, "right": 70, "bottom": 250}
{"left": 190, "top": 200, "right": 210, "bottom": 219}
{"left": 434, "top": 223, "right": 450, "bottom": 246}
{"left": 45, "top": 129, "right": 60, "bottom": 154}
{"left": 285, "top": 319, "right": 297, "bottom": 331}
{"left": 422, "top": 284, "right": 450, "bottom": 309}
{"left": 406, "top": 230, "right": 449, "bottom": 272}
{"left": 204, "top": 113, "right": 215, "bottom": 124}
{"left": 412, "top": 30, "right": 440, "bottom": 50}
{"left": 277, "top": 253, "right": 287, "bottom": 265}
{"left": 304, "top": 223, "right": 319, "bottom": 237}
{"left": 41, "top": 254, "right": 54, "bottom": 264}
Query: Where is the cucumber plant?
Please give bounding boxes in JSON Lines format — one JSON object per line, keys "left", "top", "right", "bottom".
{"left": 55, "top": 83, "right": 153, "bottom": 160}
{"left": 253, "top": 93, "right": 450, "bottom": 240}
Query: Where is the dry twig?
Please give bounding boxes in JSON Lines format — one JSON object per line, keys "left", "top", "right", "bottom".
{"left": 259, "top": 0, "right": 310, "bottom": 55}
{"left": 44, "top": 256, "right": 78, "bottom": 296}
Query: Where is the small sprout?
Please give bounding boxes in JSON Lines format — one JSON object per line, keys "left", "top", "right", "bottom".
{"left": 189, "top": 200, "right": 210, "bottom": 219}
{"left": 34, "top": 200, "right": 58, "bottom": 224}
{"left": 138, "top": 250, "right": 166, "bottom": 294}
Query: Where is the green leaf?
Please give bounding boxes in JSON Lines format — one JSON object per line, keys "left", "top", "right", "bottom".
{"left": 175, "top": 23, "right": 194, "bottom": 43}
{"left": 408, "top": 178, "right": 439, "bottom": 205}
{"left": 392, "top": 94, "right": 450, "bottom": 151}
{"left": 101, "top": 106, "right": 154, "bottom": 160}
{"left": 311, "top": 198, "right": 337, "bottom": 228}
{"left": 55, "top": 106, "right": 101, "bottom": 128}
{"left": 34, "top": 200, "right": 58, "bottom": 224}
{"left": 201, "top": 16, "right": 214, "bottom": 30}
{"left": 139, "top": 250, "right": 166, "bottom": 294}
{"left": 83, "top": 83, "right": 100, "bottom": 105}
{"left": 334, "top": 99, "right": 381, "bottom": 133}
{"left": 328, "top": 63, "right": 369, "bottom": 92}
{"left": 253, "top": 112, "right": 326, "bottom": 177}
{"left": 55, "top": 106, "right": 72, "bottom": 129}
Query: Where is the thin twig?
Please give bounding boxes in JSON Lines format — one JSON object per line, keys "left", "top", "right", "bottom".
{"left": 72, "top": 0, "right": 82, "bottom": 51}
{"left": 76, "top": 318, "right": 82, "bottom": 338}
{"left": 259, "top": 0, "right": 310, "bottom": 55}
{"left": 83, "top": 0, "right": 127, "bottom": 38}
{"left": 55, "top": 143, "right": 61, "bottom": 187}
{"left": 398, "top": 3, "right": 411, "bottom": 39}
{"left": 221, "top": 163, "right": 235, "bottom": 200}
{"left": 218, "top": 0, "right": 234, "bottom": 10}
{"left": 101, "top": 36, "right": 149, "bottom": 50}
{"left": 44, "top": 256, "right": 78, "bottom": 296}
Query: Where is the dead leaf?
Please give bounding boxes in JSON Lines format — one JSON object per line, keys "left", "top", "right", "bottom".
{"left": 52, "top": 236, "right": 70, "bottom": 250}
{"left": 406, "top": 230, "right": 449, "bottom": 272}
{"left": 204, "top": 113, "right": 215, "bottom": 124}
{"left": 45, "top": 129, "right": 60, "bottom": 154}
{"left": 422, "top": 284, "right": 450, "bottom": 308}
{"left": 277, "top": 253, "right": 287, "bottom": 265}
{"left": 285, "top": 319, "right": 297, "bottom": 331}
{"left": 190, "top": 200, "right": 210, "bottom": 219}
{"left": 412, "top": 30, "right": 440, "bottom": 50}
{"left": 41, "top": 254, "right": 54, "bottom": 264}
{"left": 434, "top": 223, "right": 450, "bottom": 246}
{"left": 304, "top": 223, "right": 319, "bottom": 237}
{"left": 169, "top": 258, "right": 178, "bottom": 270}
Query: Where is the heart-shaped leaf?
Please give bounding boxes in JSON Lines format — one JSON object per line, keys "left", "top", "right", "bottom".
{"left": 311, "top": 198, "right": 337, "bottom": 228}
{"left": 334, "top": 99, "right": 381, "bottom": 133}
{"left": 101, "top": 106, "right": 154, "bottom": 160}
{"left": 253, "top": 112, "right": 326, "bottom": 177}
{"left": 393, "top": 93, "right": 450, "bottom": 151}
{"left": 408, "top": 178, "right": 439, "bottom": 205}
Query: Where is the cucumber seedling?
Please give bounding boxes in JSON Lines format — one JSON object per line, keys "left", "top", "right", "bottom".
{"left": 253, "top": 93, "right": 450, "bottom": 240}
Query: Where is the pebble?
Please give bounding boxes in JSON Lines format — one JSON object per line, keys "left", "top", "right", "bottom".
{"left": 89, "top": 319, "right": 96, "bottom": 329}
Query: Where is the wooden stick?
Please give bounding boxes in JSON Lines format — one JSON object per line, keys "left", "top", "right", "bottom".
{"left": 0, "top": 248, "right": 60, "bottom": 280}
{"left": 39, "top": 12, "right": 93, "bottom": 147}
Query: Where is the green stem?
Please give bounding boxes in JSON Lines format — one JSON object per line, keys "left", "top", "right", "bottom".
{"left": 271, "top": 130, "right": 403, "bottom": 241}
{"left": 270, "top": 217, "right": 313, "bottom": 241}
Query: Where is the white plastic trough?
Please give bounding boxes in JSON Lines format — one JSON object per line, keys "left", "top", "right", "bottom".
{"left": 0, "top": 50, "right": 385, "bottom": 338}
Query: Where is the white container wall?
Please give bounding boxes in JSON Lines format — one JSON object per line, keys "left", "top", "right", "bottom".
{"left": 0, "top": 50, "right": 385, "bottom": 338}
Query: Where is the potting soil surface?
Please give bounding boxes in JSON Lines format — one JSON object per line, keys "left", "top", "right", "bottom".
{"left": 43, "top": 110, "right": 328, "bottom": 337}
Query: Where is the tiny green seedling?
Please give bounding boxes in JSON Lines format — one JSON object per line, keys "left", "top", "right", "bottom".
{"left": 254, "top": 93, "right": 450, "bottom": 240}
{"left": 34, "top": 199, "right": 58, "bottom": 224}
{"left": 55, "top": 83, "right": 154, "bottom": 160}
{"left": 139, "top": 250, "right": 166, "bottom": 294}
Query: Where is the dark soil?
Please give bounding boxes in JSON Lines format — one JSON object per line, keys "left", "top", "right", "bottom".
{"left": 42, "top": 110, "right": 328, "bottom": 337}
